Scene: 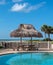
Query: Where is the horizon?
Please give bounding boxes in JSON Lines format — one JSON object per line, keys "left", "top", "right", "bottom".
{"left": 0, "top": 0, "right": 53, "bottom": 39}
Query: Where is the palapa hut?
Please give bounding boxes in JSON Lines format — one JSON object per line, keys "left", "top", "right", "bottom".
{"left": 10, "top": 24, "right": 43, "bottom": 46}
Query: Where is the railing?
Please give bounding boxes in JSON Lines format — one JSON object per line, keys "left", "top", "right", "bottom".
{"left": 0, "top": 41, "right": 53, "bottom": 49}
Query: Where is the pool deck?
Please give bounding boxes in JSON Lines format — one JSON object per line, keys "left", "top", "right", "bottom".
{"left": 0, "top": 49, "right": 53, "bottom": 55}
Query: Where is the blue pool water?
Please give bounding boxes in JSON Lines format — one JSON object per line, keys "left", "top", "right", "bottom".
{"left": 0, "top": 52, "right": 53, "bottom": 65}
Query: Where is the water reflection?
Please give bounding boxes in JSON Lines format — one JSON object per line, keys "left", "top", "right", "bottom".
{"left": 6, "top": 53, "right": 53, "bottom": 65}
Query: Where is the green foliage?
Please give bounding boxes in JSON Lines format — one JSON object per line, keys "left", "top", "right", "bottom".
{"left": 41, "top": 25, "right": 48, "bottom": 33}
{"left": 0, "top": 46, "right": 3, "bottom": 49}
{"left": 41, "top": 24, "right": 53, "bottom": 40}
{"left": 43, "top": 38, "right": 52, "bottom": 41}
{"left": 41, "top": 24, "right": 53, "bottom": 34}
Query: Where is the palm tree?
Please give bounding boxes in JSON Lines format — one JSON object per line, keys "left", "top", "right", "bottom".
{"left": 41, "top": 25, "right": 53, "bottom": 40}
{"left": 41, "top": 25, "right": 47, "bottom": 39}
{"left": 50, "top": 27, "right": 53, "bottom": 34}
{"left": 46, "top": 26, "right": 51, "bottom": 39}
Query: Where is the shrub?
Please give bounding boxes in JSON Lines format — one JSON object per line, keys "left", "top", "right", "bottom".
{"left": 0, "top": 46, "right": 3, "bottom": 49}
{"left": 43, "top": 38, "right": 52, "bottom": 41}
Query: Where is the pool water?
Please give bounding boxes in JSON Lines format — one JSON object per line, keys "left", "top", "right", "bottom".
{"left": 0, "top": 52, "right": 53, "bottom": 65}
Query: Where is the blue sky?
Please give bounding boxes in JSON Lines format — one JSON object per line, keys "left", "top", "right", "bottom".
{"left": 0, "top": 0, "right": 53, "bottom": 39}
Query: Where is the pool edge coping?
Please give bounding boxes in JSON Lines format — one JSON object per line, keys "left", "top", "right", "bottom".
{"left": 0, "top": 51, "right": 53, "bottom": 56}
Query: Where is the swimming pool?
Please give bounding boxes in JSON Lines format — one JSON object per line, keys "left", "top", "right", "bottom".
{"left": 0, "top": 52, "right": 53, "bottom": 65}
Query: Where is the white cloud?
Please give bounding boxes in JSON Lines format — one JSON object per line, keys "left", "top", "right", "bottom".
{"left": 11, "top": 1, "right": 46, "bottom": 12}
{"left": 24, "top": 2, "right": 46, "bottom": 12}
{"left": 12, "top": 0, "right": 23, "bottom": 2}
{"left": 11, "top": 3, "right": 28, "bottom": 11}
{"left": 0, "top": 0, "right": 5, "bottom": 4}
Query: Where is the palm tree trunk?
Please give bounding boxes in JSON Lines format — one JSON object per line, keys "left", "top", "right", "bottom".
{"left": 48, "top": 33, "right": 50, "bottom": 40}
{"left": 45, "top": 32, "right": 46, "bottom": 39}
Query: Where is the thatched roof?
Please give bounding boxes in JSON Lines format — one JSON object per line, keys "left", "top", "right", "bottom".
{"left": 10, "top": 24, "right": 43, "bottom": 37}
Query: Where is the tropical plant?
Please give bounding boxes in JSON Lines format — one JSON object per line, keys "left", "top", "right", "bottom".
{"left": 41, "top": 25, "right": 47, "bottom": 39}
{"left": 41, "top": 25, "right": 53, "bottom": 40}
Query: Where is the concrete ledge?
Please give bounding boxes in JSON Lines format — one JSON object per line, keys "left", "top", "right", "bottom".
{"left": 0, "top": 49, "right": 53, "bottom": 55}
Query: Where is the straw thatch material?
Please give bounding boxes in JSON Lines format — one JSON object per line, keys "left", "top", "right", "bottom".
{"left": 10, "top": 24, "right": 43, "bottom": 37}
